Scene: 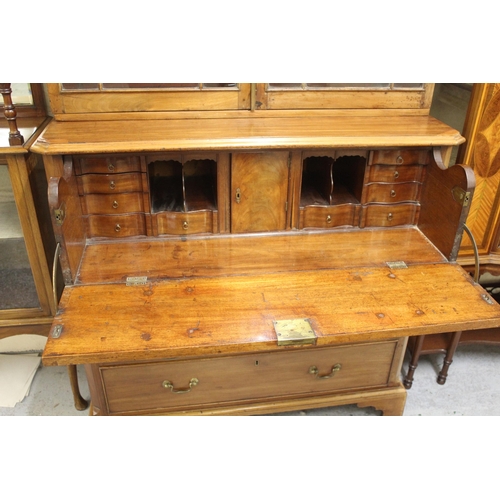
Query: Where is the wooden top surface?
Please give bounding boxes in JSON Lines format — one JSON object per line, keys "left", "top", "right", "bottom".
{"left": 31, "top": 115, "right": 465, "bottom": 154}
{"left": 43, "top": 262, "right": 500, "bottom": 366}
{"left": 0, "top": 116, "right": 48, "bottom": 153}
{"left": 77, "top": 228, "right": 446, "bottom": 284}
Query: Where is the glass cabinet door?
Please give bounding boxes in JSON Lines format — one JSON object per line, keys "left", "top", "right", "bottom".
{"left": 0, "top": 163, "right": 40, "bottom": 310}
{"left": 0, "top": 153, "right": 56, "bottom": 324}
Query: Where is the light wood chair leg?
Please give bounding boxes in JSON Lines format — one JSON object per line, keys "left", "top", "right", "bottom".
{"left": 403, "top": 335, "right": 425, "bottom": 389}
{"left": 437, "top": 331, "right": 462, "bottom": 385}
{"left": 68, "top": 364, "right": 89, "bottom": 411}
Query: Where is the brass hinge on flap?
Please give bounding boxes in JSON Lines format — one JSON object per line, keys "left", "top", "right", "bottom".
{"left": 126, "top": 276, "right": 148, "bottom": 286}
{"left": 452, "top": 186, "right": 471, "bottom": 207}
{"left": 54, "top": 202, "right": 66, "bottom": 225}
{"left": 274, "top": 319, "right": 317, "bottom": 346}
{"left": 51, "top": 325, "right": 63, "bottom": 339}
{"left": 386, "top": 261, "right": 408, "bottom": 270}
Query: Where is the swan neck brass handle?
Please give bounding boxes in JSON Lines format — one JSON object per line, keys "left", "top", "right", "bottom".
{"left": 308, "top": 363, "right": 341, "bottom": 379}
{"left": 162, "top": 378, "right": 199, "bottom": 394}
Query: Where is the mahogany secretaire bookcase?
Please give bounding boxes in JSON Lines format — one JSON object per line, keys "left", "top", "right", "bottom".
{"left": 30, "top": 83, "right": 500, "bottom": 415}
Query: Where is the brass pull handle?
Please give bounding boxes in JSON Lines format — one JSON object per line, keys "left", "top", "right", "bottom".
{"left": 235, "top": 188, "right": 241, "bottom": 204}
{"left": 115, "top": 224, "right": 121, "bottom": 232}
{"left": 396, "top": 155, "right": 404, "bottom": 165}
{"left": 162, "top": 378, "right": 199, "bottom": 394}
{"left": 390, "top": 189, "right": 396, "bottom": 198}
{"left": 112, "top": 200, "right": 118, "bottom": 209}
{"left": 309, "top": 363, "right": 341, "bottom": 379}
{"left": 182, "top": 221, "right": 189, "bottom": 230}
{"left": 387, "top": 213, "right": 393, "bottom": 222}
{"left": 109, "top": 180, "right": 116, "bottom": 190}
{"left": 394, "top": 170, "right": 400, "bottom": 179}
{"left": 326, "top": 215, "right": 332, "bottom": 224}
{"left": 108, "top": 163, "right": 115, "bottom": 172}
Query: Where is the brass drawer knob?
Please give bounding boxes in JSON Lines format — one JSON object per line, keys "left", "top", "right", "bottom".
{"left": 390, "top": 189, "right": 396, "bottom": 198}
{"left": 394, "top": 170, "right": 400, "bottom": 179}
{"left": 108, "top": 163, "right": 115, "bottom": 172}
{"left": 162, "top": 378, "right": 199, "bottom": 394}
{"left": 109, "top": 180, "right": 116, "bottom": 190}
{"left": 112, "top": 200, "right": 119, "bottom": 209}
{"left": 387, "top": 213, "right": 394, "bottom": 222}
{"left": 183, "top": 221, "right": 189, "bottom": 230}
{"left": 326, "top": 215, "right": 332, "bottom": 224}
{"left": 115, "top": 224, "right": 121, "bottom": 232}
{"left": 309, "top": 363, "right": 341, "bottom": 379}
{"left": 396, "top": 155, "right": 404, "bottom": 165}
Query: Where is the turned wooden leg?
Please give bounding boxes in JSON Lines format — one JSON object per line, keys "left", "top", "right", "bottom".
{"left": 403, "top": 335, "right": 425, "bottom": 389}
{"left": 437, "top": 331, "right": 462, "bottom": 385}
{"left": 68, "top": 364, "right": 89, "bottom": 411}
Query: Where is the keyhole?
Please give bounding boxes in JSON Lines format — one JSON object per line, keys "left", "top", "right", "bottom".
{"left": 236, "top": 188, "right": 241, "bottom": 204}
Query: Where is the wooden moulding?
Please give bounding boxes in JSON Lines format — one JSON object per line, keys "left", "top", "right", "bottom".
{"left": 30, "top": 116, "right": 465, "bottom": 155}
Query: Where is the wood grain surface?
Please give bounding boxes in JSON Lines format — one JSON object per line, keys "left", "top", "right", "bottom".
{"left": 43, "top": 262, "right": 500, "bottom": 365}
{"left": 31, "top": 116, "right": 465, "bottom": 155}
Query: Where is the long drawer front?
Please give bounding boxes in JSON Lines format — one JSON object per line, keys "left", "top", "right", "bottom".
{"left": 100, "top": 340, "right": 401, "bottom": 415}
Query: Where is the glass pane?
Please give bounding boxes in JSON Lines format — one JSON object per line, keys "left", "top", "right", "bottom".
{"left": 202, "top": 83, "right": 238, "bottom": 88}
{"left": 268, "top": 83, "right": 303, "bottom": 89}
{"left": 0, "top": 165, "right": 39, "bottom": 309}
{"left": 10, "top": 83, "right": 33, "bottom": 105}
{"left": 393, "top": 83, "right": 424, "bottom": 89}
{"left": 61, "top": 83, "right": 100, "bottom": 90}
{"left": 102, "top": 83, "right": 199, "bottom": 89}
{"left": 306, "top": 83, "right": 390, "bottom": 88}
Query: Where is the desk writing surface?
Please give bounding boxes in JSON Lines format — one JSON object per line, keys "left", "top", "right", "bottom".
{"left": 43, "top": 261, "right": 500, "bottom": 366}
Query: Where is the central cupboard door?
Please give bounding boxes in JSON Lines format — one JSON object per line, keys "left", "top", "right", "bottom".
{"left": 231, "top": 151, "right": 290, "bottom": 233}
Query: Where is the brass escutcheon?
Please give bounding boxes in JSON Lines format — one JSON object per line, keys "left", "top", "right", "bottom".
{"left": 162, "top": 378, "right": 199, "bottom": 394}
{"left": 309, "top": 363, "right": 342, "bottom": 379}
{"left": 115, "top": 224, "right": 121, "bottom": 232}
{"left": 109, "top": 180, "right": 116, "bottom": 190}
{"left": 396, "top": 155, "right": 404, "bottom": 165}
{"left": 394, "top": 170, "right": 399, "bottom": 179}
{"left": 112, "top": 200, "right": 118, "bottom": 209}
{"left": 235, "top": 188, "right": 241, "bottom": 203}
{"left": 326, "top": 215, "right": 332, "bottom": 223}
{"left": 108, "top": 163, "right": 115, "bottom": 172}
{"left": 183, "top": 221, "right": 189, "bottom": 230}
{"left": 390, "top": 189, "right": 396, "bottom": 197}
{"left": 387, "top": 213, "right": 393, "bottom": 221}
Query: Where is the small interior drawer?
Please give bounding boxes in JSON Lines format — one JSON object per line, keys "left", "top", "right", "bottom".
{"left": 87, "top": 214, "right": 147, "bottom": 238}
{"left": 82, "top": 192, "right": 144, "bottom": 215}
{"left": 360, "top": 203, "right": 420, "bottom": 227}
{"left": 100, "top": 340, "right": 400, "bottom": 414}
{"left": 78, "top": 173, "right": 145, "bottom": 195}
{"left": 76, "top": 155, "right": 142, "bottom": 175}
{"left": 299, "top": 204, "right": 360, "bottom": 229}
{"left": 362, "top": 182, "right": 421, "bottom": 204}
{"left": 153, "top": 210, "right": 217, "bottom": 235}
{"left": 366, "top": 164, "right": 424, "bottom": 183}
{"left": 369, "top": 149, "right": 429, "bottom": 166}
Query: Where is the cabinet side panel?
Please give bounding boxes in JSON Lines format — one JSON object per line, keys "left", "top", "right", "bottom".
{"left": 418, "top": 150, "right": 475, "bottom": 261}
{"left": 46, "top": 156, "right": 86, "bottom": 284}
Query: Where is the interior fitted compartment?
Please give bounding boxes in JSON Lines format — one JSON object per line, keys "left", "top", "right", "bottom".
{"left": 148, "top": 158, "right": 218, "bottom": 213}
{"left": 148, "top": 157, "right": 218, "bottom": 235}
{"left": 299, "top": 154, "right": 366, "bottom": 228}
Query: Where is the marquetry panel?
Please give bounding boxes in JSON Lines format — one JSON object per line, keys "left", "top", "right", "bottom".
{"left": 458, "top": 84, "right": 500, "bottom": 260}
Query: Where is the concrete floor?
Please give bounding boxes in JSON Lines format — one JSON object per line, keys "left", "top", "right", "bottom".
{"left": 1, "top": 342, "right": 499, "bottom": 416}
